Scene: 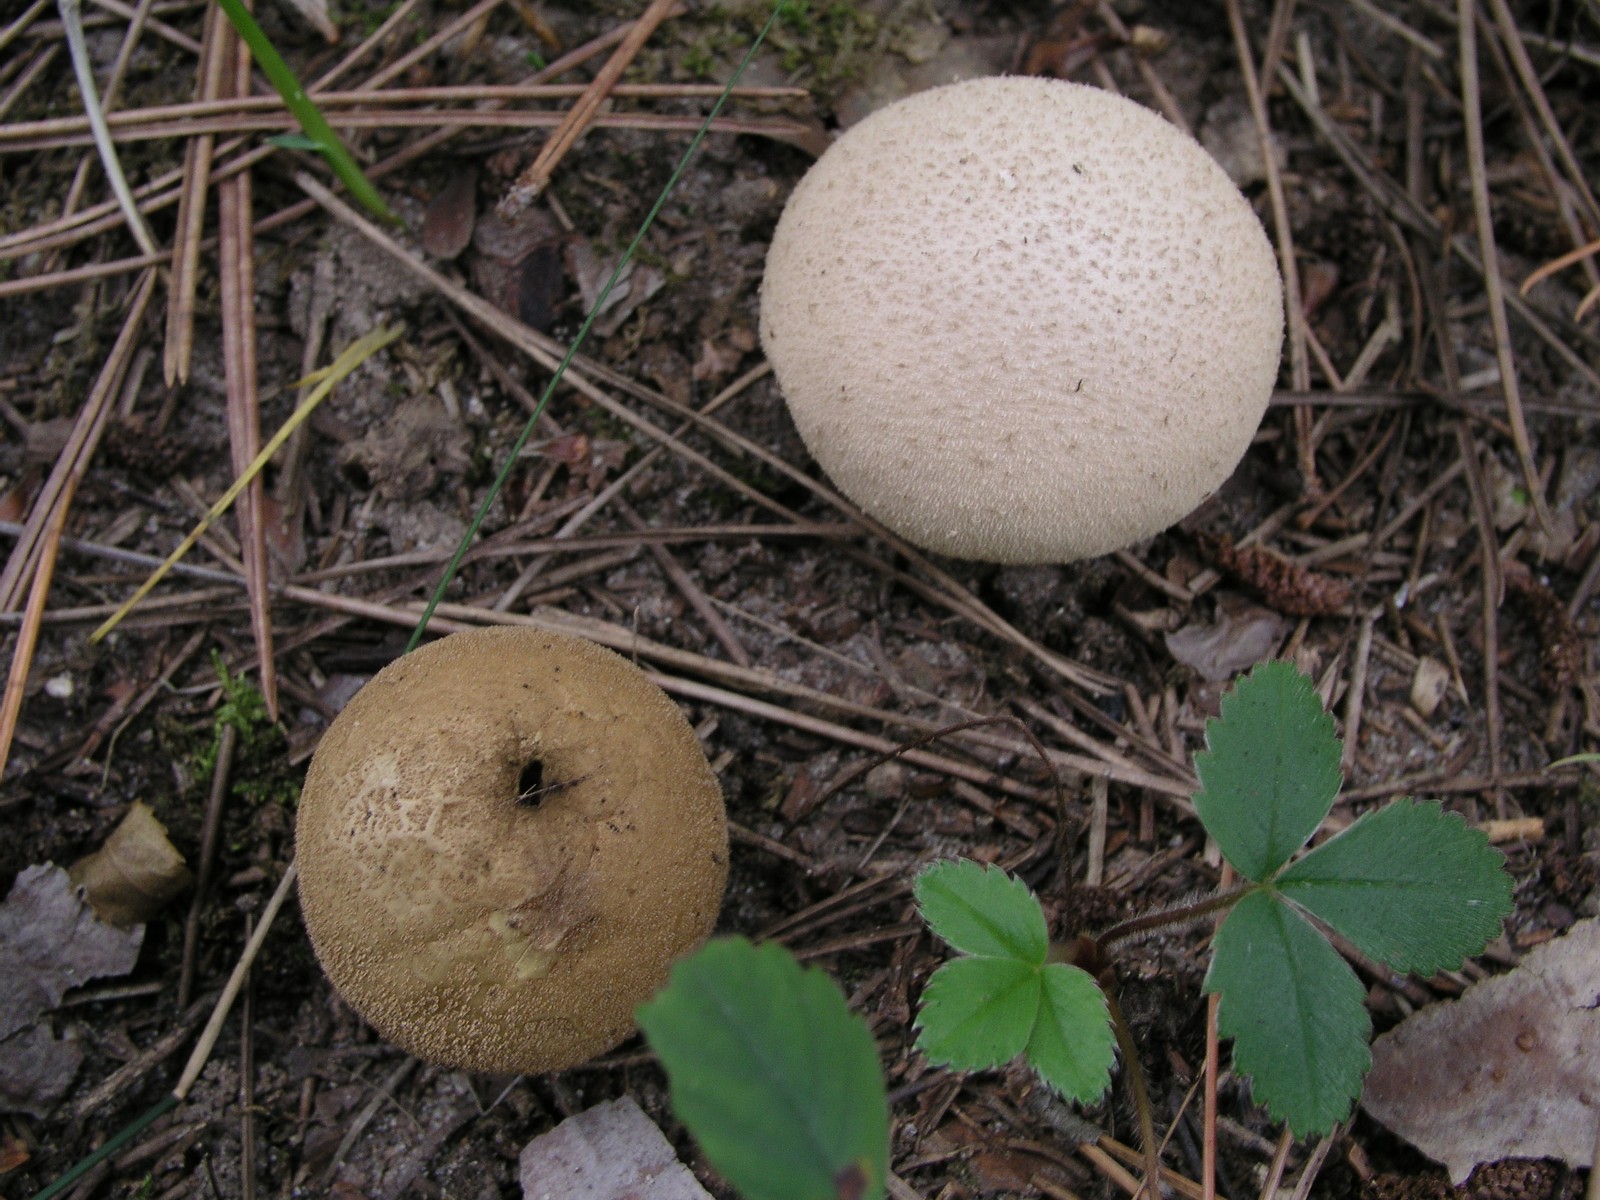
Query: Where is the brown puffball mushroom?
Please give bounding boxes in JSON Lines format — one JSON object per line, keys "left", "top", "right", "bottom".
{"left": 295, "top": 626, "right": 727, "bottom": 1074}
{"left": 760, "top": 76, "right": 1284, "bottom": 564}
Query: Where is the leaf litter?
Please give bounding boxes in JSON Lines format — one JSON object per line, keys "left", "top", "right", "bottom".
{"left": 0, "top": 865, "right": 143, "bottom": 1116}
{"left": 1, "top": 0, "right": 1597, "bottom": 1195}
{"left": 1362, "top": 917, "right": 1600, "bottom": 1183}
{"left": 518, "top": 1095, "right": 711, "bottom": 1200}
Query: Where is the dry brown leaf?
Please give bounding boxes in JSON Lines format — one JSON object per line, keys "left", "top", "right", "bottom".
{"left": 1361, "top": 918, "right": 1600, "bottom": 1183}
{"left": 519, "top": 1096, "right": 710, "bottom": 1199}
{"left": 0, "top": 864, "right": 144, "bottom": 1116}
{"left": 1409, "top": 656, "right": 1452, "bottom": 718}
{"left": 0, "top": 1129, "right": 30, "bottom": 1172}
{"left": 421, "top": 168, "right": 479, "bottom": 260}
{"left": 0, "top": 1024, "right": 84, "bottom": 1119}
{"left": 563, "top": 240, "right": 664, "bottom": 338}
{"left": 1164, "top": 595, "right": 1289, "bottom": 682}
{"left": 0, "top": 865, "right": 143, "bottom": 1038}
{"left": 68, "top": 801, "right": 192, "bottom": 928}
{"left": 472, "top": 204, "right": 566, "bottom": 331}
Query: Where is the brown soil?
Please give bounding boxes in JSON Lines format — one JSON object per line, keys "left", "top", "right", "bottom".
{"left": 1, "top": 1, "right": 1597, "bottom": 1198}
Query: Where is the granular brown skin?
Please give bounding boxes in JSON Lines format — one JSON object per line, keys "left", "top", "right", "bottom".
{"left": 295, "top": 626, "right": 728, "bottom": 1074}
{"left": 1363, "top": 1172, "right": 1457, "bottom": 1200}
{"left": 1464, "top": 1160, "right": 1573, "bottom": 1200}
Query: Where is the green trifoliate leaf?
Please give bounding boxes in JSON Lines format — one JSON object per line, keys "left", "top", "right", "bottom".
{"left": 915, "top": 859, "right": 1048, "bottom": 963}
{"left": 1194, "top": 661, "right": 1344, "bottom": 881}
{"left": 637, "top": 938, "right": 888, "bottom": 1200}
{"left": 1277, "top": 799, "right": 1514, "bottom": 976}
{"left": 1024, "top": 964, "right": 1117, "bottom": 1104}
{"left": 1206, "top": 889, "right": 1371, "bottom": 1137}
{"left": 915, "top": 956, "right": 1040, "bottom": 1070}
{"left": 913, "top": 863, "right": 1117, "bottom": 1103}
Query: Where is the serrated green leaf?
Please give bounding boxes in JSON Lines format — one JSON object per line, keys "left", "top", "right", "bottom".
{"left": 1277, "top": 799, "right": 1513, "bottom": 975}
{"left": 1206, "top": 889, "right": 1370, "bottom": 1136}
{"left": 1024, "top": 964, "right": 1117, "bottom": 1103}
{"left": 637, "top": 938, "right": 888, "bottom": 1200}
{"left": 1194, "top": 662, "right": 1344, "bottom": 881}
{"left": 914, "top": 860, "right": 1048, "bottom": 963}
{"left": 915, "top": 957, "right": 1040, "bottom": 1070}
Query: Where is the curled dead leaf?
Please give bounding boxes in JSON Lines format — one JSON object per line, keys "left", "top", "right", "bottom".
{"left": 1164, "top": 594, "right": 1289, "bottom": 682}
{"left": 68, "top": 802, "right": 191, "bottom": 927}
{"left": 0, "top": 865, "right": 143, "bottom": 1116}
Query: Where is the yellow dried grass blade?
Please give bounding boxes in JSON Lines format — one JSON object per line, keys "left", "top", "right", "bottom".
{"left": 90, "top": 323, "right": 404, "bottom": 643}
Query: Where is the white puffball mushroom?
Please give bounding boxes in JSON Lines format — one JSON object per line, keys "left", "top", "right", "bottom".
{"left": 760, "top": 76, "right": 1284, "bottom": 564}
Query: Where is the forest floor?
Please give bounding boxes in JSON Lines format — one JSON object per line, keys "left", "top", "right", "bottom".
{"left": 1, "top": 0, "right": 1598, "bottom": 1198}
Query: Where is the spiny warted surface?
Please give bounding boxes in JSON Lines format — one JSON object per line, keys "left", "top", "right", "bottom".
{"left": 295, "top": 626, "right": 728, "bottom": 1074}
{"left": 760, "top": 75, "right": 1284, "bottom": 563}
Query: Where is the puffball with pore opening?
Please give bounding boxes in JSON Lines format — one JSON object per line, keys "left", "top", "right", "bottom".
{"left": 760, "top": 76, "right": 1284, "bottom": 563}
{"left": 295, "top": 626, "right": 728, "bottom": 1075}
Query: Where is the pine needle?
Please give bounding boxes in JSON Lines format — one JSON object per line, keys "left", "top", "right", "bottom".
{"left": 89, "top": 323, "right": 404, "bottom": 643}
{"left": 57, "top": 0, "right": 159, "bottom": 256}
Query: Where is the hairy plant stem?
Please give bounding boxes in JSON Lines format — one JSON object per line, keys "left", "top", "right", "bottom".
{"left": 1103, "top": 986, "right": 1163, "bottom": 1200}
{"left": 1037, "top": 881, "right": 1255, "bottom": 1199}
{"left": 1096, "top": 882, "right": 1254, "bottom": 953}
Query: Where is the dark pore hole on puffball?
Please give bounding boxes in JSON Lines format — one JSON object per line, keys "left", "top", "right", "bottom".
{"left": 515, "top": 758, "right": 547, "bottom": 808}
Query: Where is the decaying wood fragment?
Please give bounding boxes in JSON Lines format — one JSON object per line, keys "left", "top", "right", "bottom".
{"left": 1504, "top": 561, "right": 1585, "bottom": 690}
{"left": 1195, "top": 532, "right": 1352, "bottom": 617}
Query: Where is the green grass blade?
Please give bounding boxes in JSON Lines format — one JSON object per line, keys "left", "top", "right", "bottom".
{"left": 213, "top": 0, "right": 396, "bottom": 222}
{"left": 30, "top": 1093, "right": 176, "bottom": 1200}
{"left": 1549, "top": 752, "right": 1600, "bottom": 769}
